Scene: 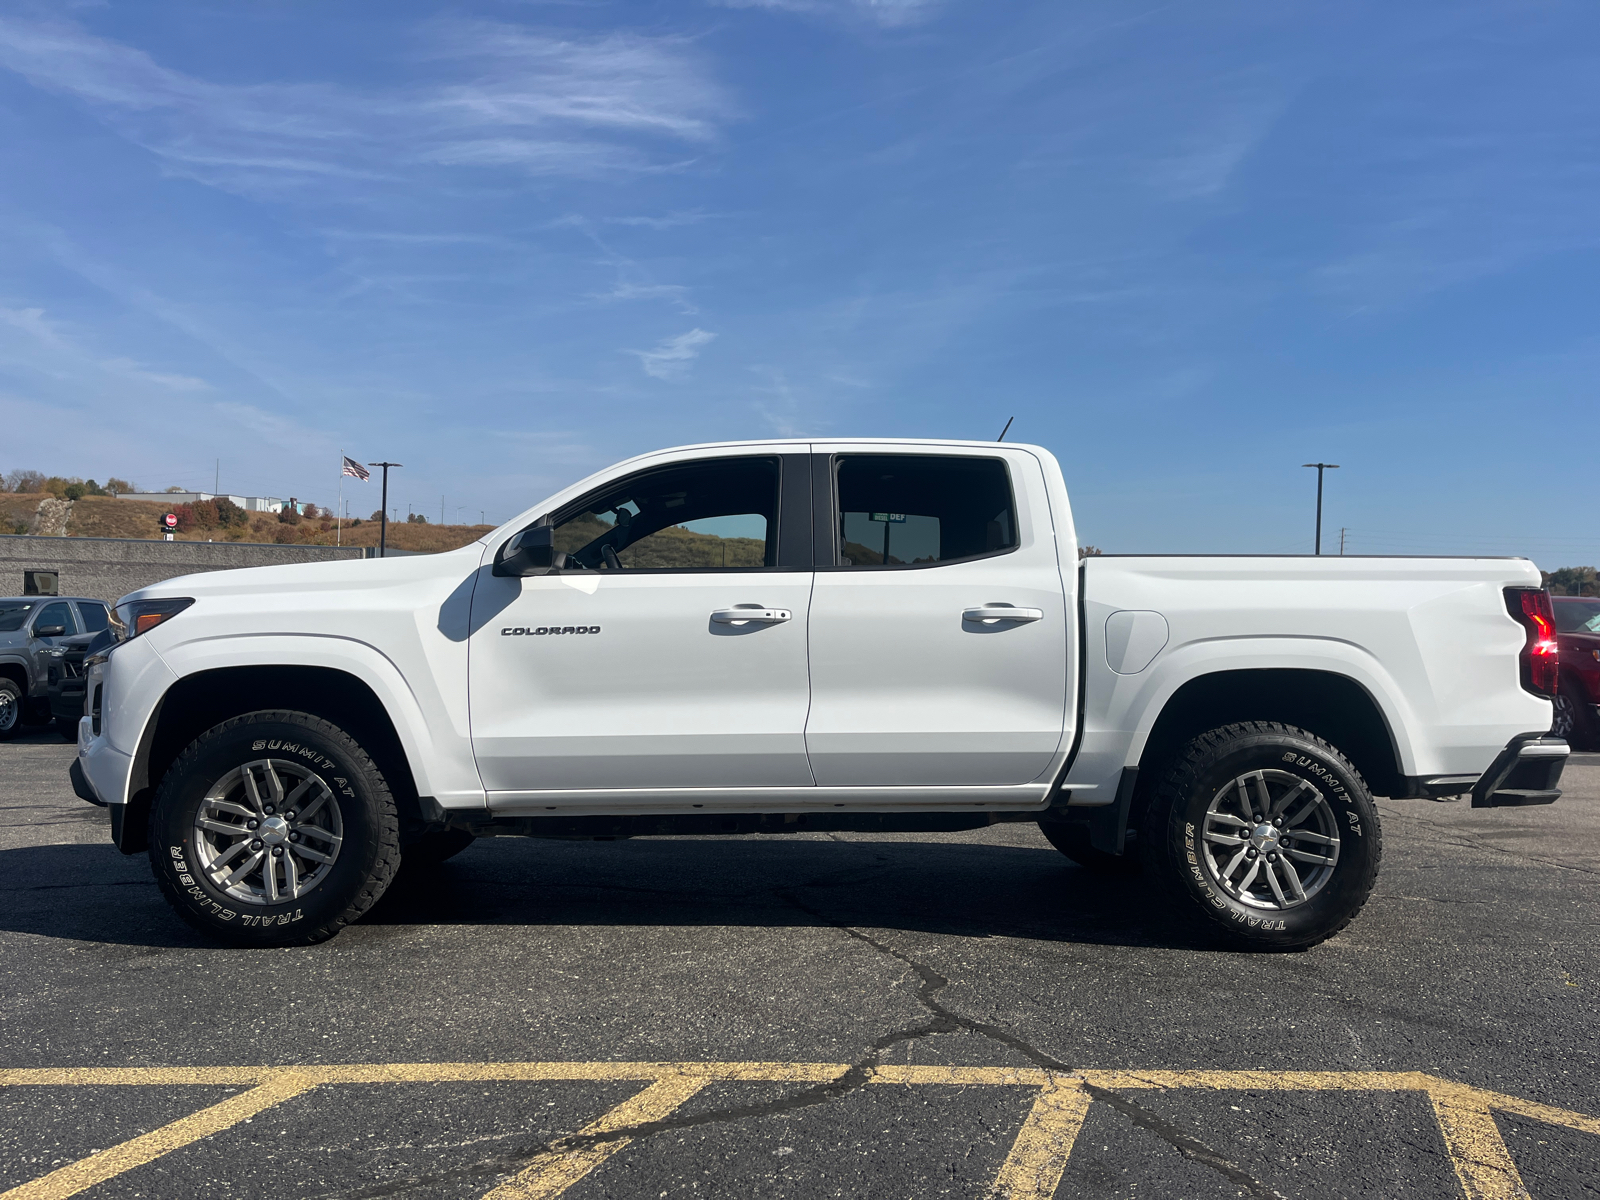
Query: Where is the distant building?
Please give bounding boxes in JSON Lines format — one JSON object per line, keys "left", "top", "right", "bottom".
{"left": 111, "top": 491, "right": 288, "bottom": 513}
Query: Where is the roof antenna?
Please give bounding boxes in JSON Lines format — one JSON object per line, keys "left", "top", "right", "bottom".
{"left": 996, "top": 416, "right": 1014, "bottom": 442}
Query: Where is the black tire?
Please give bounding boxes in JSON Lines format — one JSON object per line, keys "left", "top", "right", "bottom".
{"left": 147, "top": 711, "right": 400, "bottom": 947}
{"left": 0, "top": 678, "right": 21, "bottom": 741}
{"left": 1038, "top": 822, "right": 1140, "bottom": 874}
{"left": 402, "top": 828, "right": 476, "bottom": 867}
{"left": 55, "top": 716, "right": 78, "bottom": 741}
{"left": 1552, "top": 676, "right": 1598, "bottom": 752}
{"left": 0, "top": 677, "right": 22, "bottom": 741}
{"left": 1140, "top": 722, "right": 1382, "bottom": 951}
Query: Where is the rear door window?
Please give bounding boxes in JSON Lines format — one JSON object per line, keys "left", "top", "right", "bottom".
{"left": 76, "top": 602, "right": 110, "bottom": 633}
{"left": 833, "top": 455, "right": 1017, "bottom": 568}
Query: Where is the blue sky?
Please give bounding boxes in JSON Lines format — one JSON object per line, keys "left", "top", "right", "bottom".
{"left": 0, "top": 1, "right": 1596, "bottom": 563}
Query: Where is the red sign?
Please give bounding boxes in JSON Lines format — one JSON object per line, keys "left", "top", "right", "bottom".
{"left": 163, "top": 513, "right": 178, "bottom": 529}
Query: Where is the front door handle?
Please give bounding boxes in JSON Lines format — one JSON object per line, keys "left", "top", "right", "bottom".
{"left": 962, "top": 604, "right": 1044, "bottom": 624}
{"left": 711, "top": 607, "right": 793, "bottom": 625}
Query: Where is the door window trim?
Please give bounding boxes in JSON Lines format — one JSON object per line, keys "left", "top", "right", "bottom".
{"left": 816, "top": 452, "right": 1022, "bottom": 572}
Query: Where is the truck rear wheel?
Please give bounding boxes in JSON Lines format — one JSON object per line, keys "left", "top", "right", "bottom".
{"left": 147, "top": 711, "right": 400, "bottom": 946}
{"left": 1141, "top": 722, "right": 1381, "bottom": 951}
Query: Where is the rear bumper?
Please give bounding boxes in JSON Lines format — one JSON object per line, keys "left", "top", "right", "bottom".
{"left": 1470, "top": 734, "right": 1568, "bottom": 808}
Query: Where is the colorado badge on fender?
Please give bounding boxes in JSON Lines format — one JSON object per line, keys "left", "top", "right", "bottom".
{"left": 500, "top": 626, "right": 601, "bottom": 636}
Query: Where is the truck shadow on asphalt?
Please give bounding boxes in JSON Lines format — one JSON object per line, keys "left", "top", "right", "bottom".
{"left": 0, "top": 836, "right": 1223, "bottom": 952}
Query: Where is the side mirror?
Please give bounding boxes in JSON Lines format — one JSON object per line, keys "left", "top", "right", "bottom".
{"left": 494, "top": 525, "right": 556, "bottom": 577}
{"left": 34, "top": 625, "right": 66, "bottom": 638}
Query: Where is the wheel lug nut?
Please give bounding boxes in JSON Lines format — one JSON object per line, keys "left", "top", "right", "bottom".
{"left": 272, "top": 847, "right": 284, "bottom": 857}
{"left": 263, "top": 805, "right": 275, "bottom": 815}
{"left": 285, "top": 811, "right": 295, "bottom": 820}
{"left": 247, "top": 819, "right": 259, "bottom": 830}
{"left": 250, "top": 839, "right": 263, "bottom": 850}
{"left": 288, "top": 832, "right": 300, "bottom": 843}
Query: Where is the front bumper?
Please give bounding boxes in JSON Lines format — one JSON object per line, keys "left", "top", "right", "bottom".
{"left": 1470, "top": 734, "right": 1568, "bottom": 808}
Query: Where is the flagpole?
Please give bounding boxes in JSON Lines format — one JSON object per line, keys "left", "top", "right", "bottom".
{"left": 337, "top": 454, "right": 344, "bottom": 546}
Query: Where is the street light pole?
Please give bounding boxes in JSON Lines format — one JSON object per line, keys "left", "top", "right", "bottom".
{"left": 1301, "top": 463, "right": 1340, "bottom": 555}
{"left": 369, "top": 462, "right": 402, "bottom": 558}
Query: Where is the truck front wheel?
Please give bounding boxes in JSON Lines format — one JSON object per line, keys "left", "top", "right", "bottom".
{"left": 1141, "top": 722, "right": 1382, "bottom": 951}
{"left": 147, "top": 711, "right": 401, "bottom": 946}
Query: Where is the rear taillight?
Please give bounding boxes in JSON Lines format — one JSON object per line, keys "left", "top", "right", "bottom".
{"left": 1505, "top": 588, "right": 1560, "bottom": 697}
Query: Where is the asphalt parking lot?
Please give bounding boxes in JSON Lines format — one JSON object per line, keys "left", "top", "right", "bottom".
{"left": 2, "top": 729, "right": 1597, "bottom": 1199}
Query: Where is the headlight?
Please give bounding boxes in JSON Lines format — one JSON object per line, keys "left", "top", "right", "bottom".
{"left": 112, "top": 597, "right": 194, "bottom": 641}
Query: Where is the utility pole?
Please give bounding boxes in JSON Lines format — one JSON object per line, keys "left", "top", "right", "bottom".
{"left": 1339, "top": 527, "right": 1347, "bottom": 556}
{"left": 1302, "top": 463, "right": 1340, "bottom": 555}
{"left": 440, "top": 495, "right": 445, "bottom": 525}
{"left": 369, "top": 462, "right": 402, "bottom": 558}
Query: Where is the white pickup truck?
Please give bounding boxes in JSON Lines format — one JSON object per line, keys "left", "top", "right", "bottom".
{"left": 72, "top": 439, "right": 1569, "bottom": 950}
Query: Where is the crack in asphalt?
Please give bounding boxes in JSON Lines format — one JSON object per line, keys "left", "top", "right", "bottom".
{"left": 320, "top": 877, "right": 1281, "bottom": 1199}
{"left": 1078, "top": 1082, "right": 1286, "bottom": 1200}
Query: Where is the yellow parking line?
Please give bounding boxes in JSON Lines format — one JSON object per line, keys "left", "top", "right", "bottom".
{"left": 0, "top": 1071, "right": 318, "bottom": 1200}
{"left": 986, "top": 1077, "right": 1093, "bottom": 1200}
{"left": 483, "top": 1075, "right": 715, "bottom": 1200}
{"left": 1428, "top": 1087, "right": 1531, "bottom": 1200}
{"left": 1, "top": 1063, "right": 1594, "bottom": 1200}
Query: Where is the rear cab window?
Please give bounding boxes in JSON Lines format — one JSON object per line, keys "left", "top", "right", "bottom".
{"left": 832, "top": 454, "right": 1017, "bottom": 568}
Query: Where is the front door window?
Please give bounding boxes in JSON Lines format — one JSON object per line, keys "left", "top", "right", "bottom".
{"left": 552, "top": 457, "right": 778, "bottom": 571}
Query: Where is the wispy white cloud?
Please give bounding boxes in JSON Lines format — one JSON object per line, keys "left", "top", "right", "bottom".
{"left": 630, "top": 327, "right": 716, "bottom": 379}
{"left": 1147, "top": 93, "right": 1287, "bottom": 200}
{"left": 591, "top": 282, "right": 698, "bottom": 313}
{"left": 0, "top": 306, "right": 68, "bottom": 348}
{"left": 0, "top": 16, "right": 732, "bottom": 198}
{"left": 712, "top": 0, "right": 943, "bottom": 30}
{"left": 101, "top": 356, "right": 210, "bottom": 392}
{"left": 604, "top": 210, "right": 718, "bottom": 229}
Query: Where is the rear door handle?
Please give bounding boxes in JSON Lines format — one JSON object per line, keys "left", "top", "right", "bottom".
{"left": 962, "top": 605, "right": 1044, "bottom": 624}
{"left": 711, "top": 607, "right": 793, "bottom": 625}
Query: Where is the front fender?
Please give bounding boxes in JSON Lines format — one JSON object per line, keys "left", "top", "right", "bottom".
{"left": 152, "top": 634, "right": 483, "bottom": 808}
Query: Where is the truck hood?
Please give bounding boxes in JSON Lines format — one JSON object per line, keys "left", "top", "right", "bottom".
{"left": 119, "top": 542, "right": 489, "bottom": 608}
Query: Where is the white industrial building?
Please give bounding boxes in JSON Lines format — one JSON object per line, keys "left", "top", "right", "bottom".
{"left": 111, "top": 491, "right": 294, "bottom": 513}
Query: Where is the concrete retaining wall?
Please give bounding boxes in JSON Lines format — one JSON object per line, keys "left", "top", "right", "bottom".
{"left": 0, "top": 536, "right": 368, "bottom": 604}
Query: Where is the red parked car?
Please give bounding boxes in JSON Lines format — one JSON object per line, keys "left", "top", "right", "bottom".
{"left": 1552, "top": 596, "right": 1600, "bottom": 750}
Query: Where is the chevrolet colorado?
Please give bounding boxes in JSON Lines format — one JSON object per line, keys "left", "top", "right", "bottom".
{"left": 71, "top": 440, "right": 1569, "bottom": 949}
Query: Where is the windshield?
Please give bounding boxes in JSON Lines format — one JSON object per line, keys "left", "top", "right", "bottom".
{"left": 0, "top": 602, "right": 36, "bottom": 632}
{"left": 1553, "top": 599, "right": 1600, "bottom": 634}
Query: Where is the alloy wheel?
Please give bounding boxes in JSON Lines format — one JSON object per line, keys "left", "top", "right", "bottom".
{"left": 191, "top": 759, "right": 343, "bottom": 904}
{"left": 1199, "top": 769, "right": 1341, "bottom": 909}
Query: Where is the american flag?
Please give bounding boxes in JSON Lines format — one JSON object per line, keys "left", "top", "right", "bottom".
{"left": 342, "top": 456, "right": 371, "bottom": 482}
